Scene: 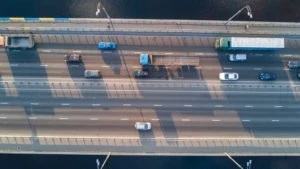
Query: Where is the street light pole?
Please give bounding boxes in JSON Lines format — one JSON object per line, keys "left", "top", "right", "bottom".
{"left": 225, "top": 5, "right": 253, "bottom": 26}
{"left": 95, "top": 1, "right": 113, "bottom": 29}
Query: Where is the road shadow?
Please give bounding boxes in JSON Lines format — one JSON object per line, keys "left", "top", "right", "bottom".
{"left": 178, "top": 65, "right": 200, "bottom": 79}
{"left": 6, "top": 49, "right": 55, "bottom": 145}
{"left": 101, "top": 51, "right": 122, "bottom": 75}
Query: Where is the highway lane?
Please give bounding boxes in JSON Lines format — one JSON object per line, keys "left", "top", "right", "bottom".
{"left": 0, "top": 44, "right": 300, "bottom": 81}
{"left": 0, "top": 106, "right": 299, "bottom": 138}
{"left": 0, "top": 79, "right": 300, "bottom": 138}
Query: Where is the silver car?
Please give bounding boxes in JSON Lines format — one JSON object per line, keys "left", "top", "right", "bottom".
{"left": 84, "top": 70, "right": 100, "bottom": 78}
{"left": 135, "top": 122, "right": 151, "bottom": 131}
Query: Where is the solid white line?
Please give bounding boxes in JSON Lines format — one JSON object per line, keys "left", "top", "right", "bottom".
{"left": 61, "top": 103, "right": 70, "bottom": 106}
{"left": 151, "top": 118, "right": 160, "bottom": 121}
{"left": 274, "top": 105, "right": 283, "bottom": 108}
{"left": 41, "top": 49, "right": 51, "bottom": 53}
{"left": 0, "top": 117, "right": 7, "bottom": 119}
{"left": 212, "top": 119, "right": 220, "bottom": 122}
{"left": 253, "top": 67, "right": 262, "bottom": 70}
{"left": 242, "top": 119, "right": 250, "bottom": 122}
{"left": 123, "top": 104, "right": 132, "bottom": 107}
{"left": 181, "top": 119, "right": 191, "bottom": 122}
{"left": 29, "top": 117, "right": 37, "bottom": 120}
{"left": 244, "top": 105, "right": 253, "bottom": 108}
{"left": 89, "top": 118, "right": 98, "bottom": 121}
{"left": 120, "top": 118, "right": 128, "bottom": 121}
{"left": 153, "top": 104, "right": 162, "bottom": 107}
{"left": 59, "top": 117, "right": 69, "bottom": 120}
{"left": 184, "top": 105, "right": 193, "bottom": 107}
{"left": 223, "top": 67, "right": 232, "bottom": 70}
{"left": 271, "top": 120, "right": 280, "bottom": 122}
{"left": 30, "top": 103, "right": 40, "bottom": 105}
{"left": 215, "top": 105, "right": 223, "bottom": 108}
{"left": 10, "top": 64, "right": 19, "bottom": 67}
{"left": 0, "top": 102, "right": 8, "bottom": 105}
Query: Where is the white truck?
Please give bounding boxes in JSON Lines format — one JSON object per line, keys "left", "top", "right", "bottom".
{"left": 0, "top": 35, "right": 35, "bottom": 49}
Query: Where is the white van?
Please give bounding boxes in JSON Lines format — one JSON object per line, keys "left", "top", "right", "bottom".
{"left": 135, "top": 122, "right": 151, "bottom": 131}
{"left": 229, "top": 54, "right": 247, "bottom": 62}
{"left": 84, "top": 70, "right": 100, "bottom": 78}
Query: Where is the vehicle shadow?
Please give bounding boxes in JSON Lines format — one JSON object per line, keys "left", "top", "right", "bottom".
{"left": 101, "top": 52, "right": 122, "bottom": 75}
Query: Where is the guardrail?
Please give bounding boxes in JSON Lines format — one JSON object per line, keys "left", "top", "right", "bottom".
{"left": 0, "top": 136, "right": 300, "bottom": 154}
{"left": 0, "top": 17, "right": 69, "bottom": 22}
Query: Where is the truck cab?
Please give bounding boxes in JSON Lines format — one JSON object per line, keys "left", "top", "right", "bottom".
{"left": 140, "top": 53, "right": 152, "bottom": 65}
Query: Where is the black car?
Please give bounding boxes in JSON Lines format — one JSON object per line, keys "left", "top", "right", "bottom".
{"left": 258, "top": 73, "right": 277, "bottom": 81}
{"left": 134, "top": 70, "right": 149, "bottom": 78}
{"left": 64, "top": 53, "right": 82, "bottom": 63}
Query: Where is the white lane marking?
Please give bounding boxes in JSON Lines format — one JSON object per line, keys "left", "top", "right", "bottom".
{"left": 271, "top": 119, "right": 280, "bottom": 122}
{"left": 164, "top": 52, "right": 173, "bottom": 55}
{"left": 244, "top": 105, "right": 253, "bottom": 108}
{"left": 151, "top": 118, "right": 160, "bottom": 121}
{"left": 61, "top": 103, "right": 70, "bottom": 106}
{"left": 215, "top": 105, "right": 223, "bottom": 108}
{"left": 133, "top": 52, "right": 141, "bottom": 54}
{"left": 212, "top": 119, "right": 220, "bottom": 122}
{"left": 223, "top": 67, "right": 232, "bottom": 70}
{"left": 242, "top": 119, "right": 250, "bottom": 122}
{"left": 181, "top": 118, "right": 191, "bottom": 122}
{"left": 101, "top": 65, "right": 110, "bottom": 68}
{"left": 274, "top": 105, "right": 283, "bottom": 108}
{"left": 41, "top": 49, "right": 51, "bottom": 53}
{"left": 89, "top": 118, "right": 98, "bottom": 121}
{"left": 92, "top": 104, "right": 101, "bottom": 106}
{"left": 30, "top": 103, "right": 40, "bottom": 105}
{"left": 0, "top": 117, "right": 7, "bottom": 119}
{"left": 184, "top": 105, "right": 193, "bottom": 107}
{"left": 253, "top": 67, "right": 262, "bottom": 70}
{"left": 72, "top": 50, "right": 82, "bottom": 53}
{"left": 120, "top": 118, "right": 128, "bottom": 121}
{"left": 10, "top": 64, "right": 19, "bottom": 67}
{"left": 153, "top": 104, "right": 162, "bottom": 107}
{"left": 283, "top": 54, "right": 293, "bottom": 57}
{"left": 123, "top": 104, "right": 132, "bottom": 107}
{"left": 59, "top": 117, "right": 69, "bottom": 120}
{"left": 0, "top": 102, "right": 9, "bottom": 105}
{"left": 29, "top": 117, "right": 37, "bottom": 120}
{"left": 40, "top": 64, "right": 48, "bottom": 67}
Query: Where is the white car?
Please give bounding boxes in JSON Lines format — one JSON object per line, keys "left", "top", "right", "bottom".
{"left": 219, "top": 72, "right": 239, "bottom": 81}
{"left": 135, "top": 122, "right": 151, "bottom": 131}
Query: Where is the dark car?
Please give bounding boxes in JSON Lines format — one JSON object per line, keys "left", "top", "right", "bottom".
{"left": 258, "top": 73, "right": 277, "bottom": 81}
{"left": 134, "top": 70, "right": 149, "bottom": 78}
{"left": 64, "top": 53, "right": 82, "bottom": 63}
{"left": 297, "top": 71, "right": 300, "bottom": 79}
{"left": 288, "top": 61, "right": 300, "bottom": 69}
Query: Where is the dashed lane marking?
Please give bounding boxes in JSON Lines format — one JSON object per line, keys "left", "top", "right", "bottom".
{"left": 0, "top": 102, "right": 9, "bottom": 105}
{"left": 242, "top": 119, "right": 250, "bottom": 122}
{"left": 181, "top": 119, "right": 191, "bottom": 122}
{"left": 184, "top": 105, "right": 193, "bottom": 107}
{"left": 61, "top": 103, "right": 70, "bottom": 106}
{"left": 89, "top": 118, "right": 98, "bottom": 121}
{"left": 271, "top": 120, "right": 280, "bottom": 122}
{"left": 92, "top": 104, "right": 101, "bottom": 106}
{"left": 274, "top": 105, "right": 283, "bottom": 108}
{"left": 244, "top": 105, "right": 253, "bottom": 108}
{"left": 30, "top": 103, "right": 40, "bottom": 105}
{"left": 123, "top": 104, "right": 132, "bottom": 107}
{"left": 0, "top": 117, "right": 7, "bottom": 119}
{"left": 59, "top": 117, "right": 69, "bottom": 120}
{"left": 215, "top": 105, "right": 224, "bottom": 108}
{"left": 153, "top": 104, "right": 162, "bottom": 107}
{"left": 120, "top": 118, "right": 129, "bottom": 121}
{"left": 212, "top": 119, "right": 221, "bottom": 122}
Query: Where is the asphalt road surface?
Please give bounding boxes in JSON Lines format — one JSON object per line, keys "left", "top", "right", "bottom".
{"left": 0, "top": 42, "right": 300, "bottom": 141}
